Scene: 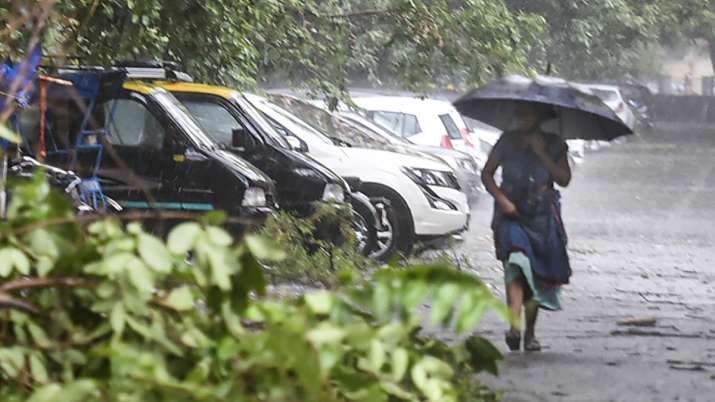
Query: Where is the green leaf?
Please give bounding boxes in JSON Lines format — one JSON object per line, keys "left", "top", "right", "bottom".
{"left": 27, "top": 229, "right": 60, "bottom": 259}
{"left": 0, "top": 247, "right": 30, "bottom": 276}
{"left": 244, "top": 234, "right": 286, "bottom": 261}
{"left": 165, "top": 286, "right": 194, "bottom": 311}
{"left": 209, "top": 251, "right": 232, "bottom": 291}
{"left": 167, "top": 222, "right": 201, "bottom": 254}
{"left": 0, "top": 347, "right": 24, "bottom": 378}
{"left": 206, "top": 226, "right": 232, "bottom": 246}
{"left": 0, "top": 124, "right": 21, "bottom": 143}
{"left": 126, "top": 257, "right": 154, "bottom": 295}
{"left": 464, "top": 335, "right": 503, "bottom": 375}
{"left": 110, "top": 303, "right": 125, "bottom": 336}
{"left": 305, "top": 290, "right": 334, "bottom": 315}
{"left": 358, "top": 339, "right": 385, "bottom": 374}
{"left": 390, "top": 348, "right": 409, "bottom": 382}
{"left": 28, "top": 322, "right": 51, "bottom": 348}
{"left": 0, "top": 249, "right": 13, "bottom": 277}
{"left": 138, "top": 234, "right": 172, "bottom": 273}
{"left": 99, "top": 252, "right": 135, "bottom": 275}
{"left": 26, "top": 383, "right": 63, "bottom": 402}
{"left": 306, "top": 323, "right": 346, "bottom": 346}
{"left": 30, "top": 354, "right": 49, "bottom": 383}
{"left": 380, "top": 380, "right": 414, "bottom": 399}
{"left": 217, "top": 337, "right": 240, "bottom": 361}
{"left": 430, "top": 283, "right": 460, "bottom": 326}
{"left": 456, "top": 298, "right": 488, "bottom": 334}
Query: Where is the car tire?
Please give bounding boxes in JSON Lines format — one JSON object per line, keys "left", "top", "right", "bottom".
{"left": 350, "top": 197, "right": 377, "bottom": 256}
{"left": 361, "top": 184, "right": 414, "bottom": 261}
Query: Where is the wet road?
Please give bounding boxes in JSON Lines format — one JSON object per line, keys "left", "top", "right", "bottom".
{"left": 456, "top": 125, "right": 715, "bottom": 402}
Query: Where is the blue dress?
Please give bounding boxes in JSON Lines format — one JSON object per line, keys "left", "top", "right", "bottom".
{"left": 491, "top": 131, "right": 572, "bottom": 311}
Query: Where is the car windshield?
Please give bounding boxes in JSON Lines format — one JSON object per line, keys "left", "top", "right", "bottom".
{"left": 152, "top": 90, "right": 215, "bottom": 149}
{"left": 232, "top": 94, "right": 290, "bottom": 149}
{"left": 268, "top": 95, "right": 391, "bottom": 148}
{"left": 248, "top": 97, "right": 335, "bottom": 146}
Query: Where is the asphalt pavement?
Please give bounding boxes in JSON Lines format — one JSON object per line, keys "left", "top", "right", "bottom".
{"left": 454, "top": 125, "right": 715, "bottom": 402}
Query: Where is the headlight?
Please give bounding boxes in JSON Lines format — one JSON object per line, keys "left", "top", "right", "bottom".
{"left": 457, "top": 158, "right": 477, "bottom": 172}
{"left": 322, "top": 183, "right": 345, "bottom": 203}
{"left": 242, "top": 187, "right": 267, "bottom": 207}
{"left": 401, "top": 167, "right": 460, "bottom": 190}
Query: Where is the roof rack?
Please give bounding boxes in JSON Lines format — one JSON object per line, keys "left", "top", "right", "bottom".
{"left": 116, "top": 60, "right": 193, "bottom": 82}
{"left": 55, "top": 61, "right": 193, "bottom": 83}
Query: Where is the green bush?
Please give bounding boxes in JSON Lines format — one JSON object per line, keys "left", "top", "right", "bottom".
{"left": 0, "top": 173, "right": 508, "bottom": 402}
{"left": 258, "top": 203, "right": 368, "bottom": 287}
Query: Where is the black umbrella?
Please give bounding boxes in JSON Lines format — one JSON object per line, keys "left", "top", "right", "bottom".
{"left": 453, "top": 75, "right": 633, "bottom": 141}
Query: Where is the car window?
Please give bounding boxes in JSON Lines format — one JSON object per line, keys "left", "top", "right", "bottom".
{"left": 369, "top": 111, "right": 402, "bottom": 135}
{"left": 181, "top": 100, "right": 243, "bottom": 146}
{"left": 438, "top": 113, "right": 462, "bottom": 140}
{"left": 402, "top": 113, "right": 421, "bottom": 136}
{"left": 104, "top": 98, "right": 165, "bottom": 148}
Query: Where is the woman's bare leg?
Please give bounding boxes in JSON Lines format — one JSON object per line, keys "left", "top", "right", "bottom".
{"left": 525, "top": 300, "right": 538, "bottom": 338}
{"left": 524, "top": 300, "right": 542, "bottom": 351}
{"left": 506, "top": 279, "right": 524, "bottom": 332}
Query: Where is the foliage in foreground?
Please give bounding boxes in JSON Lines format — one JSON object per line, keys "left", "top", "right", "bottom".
{"left": 258, "top": 203, "right": 369, "bottom": 287}
{"left": 0, "top": 173, "right": 508, "bottom": 402}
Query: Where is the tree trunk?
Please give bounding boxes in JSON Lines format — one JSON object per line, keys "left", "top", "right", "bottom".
{"left": 709, "top": 38, "right": 715, "bottom": 77}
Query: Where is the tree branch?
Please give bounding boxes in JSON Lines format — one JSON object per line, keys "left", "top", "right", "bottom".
{"left": 324, "top": 8, "right": 398, "bottom": 19}
{"left": 0, "top": 294, "right": 40, "bottom": 315}
{"left": 0, "top": 277, "right": 94, "bottom": 292}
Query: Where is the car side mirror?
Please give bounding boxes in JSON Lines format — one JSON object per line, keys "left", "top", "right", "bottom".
{"left": 286, "top": 135, "right": 308, "bottom": 152}
{"left": 232, "top": 127, "right": 256, "bottom": 152}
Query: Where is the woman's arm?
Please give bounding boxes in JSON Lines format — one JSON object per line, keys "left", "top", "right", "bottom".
{"left": 527, "top": 135, "right": 572, "bottom": 187}
{"left": 482, "top": 143, "right": 518, "bottom": 216}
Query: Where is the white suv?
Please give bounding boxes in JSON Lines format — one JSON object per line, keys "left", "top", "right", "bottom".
{"left": 351, "top": 96, "right": 486, "bottom": 162}
{"left": 246, "top": 94, "right": 469, "bottom": 259}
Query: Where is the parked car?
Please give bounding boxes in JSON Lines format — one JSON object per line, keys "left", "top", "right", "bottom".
{"left": 573, "top": 83, "right": 636, "bottom": 130}
{"left": 248, "top": 94, "right": 470, "bottom": 259}
{"left": 462, "top": 116, "right": 501, "bottom": 163}
{"left": 17, "top": 67, "right": 276, "bottom": 231}
{"left": 336, "top": 111, "right": 483, "bottom": 203}
{"left": 262, "top": 93, "right": 481, "bottom": 204}
{"left": 351, "top": 95, "right": 486, "bottom": 162}
{"left": 155, "top": 81, "right": 379, "bottom": 255}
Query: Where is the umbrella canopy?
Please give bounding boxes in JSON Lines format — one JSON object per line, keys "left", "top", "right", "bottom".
{"left": 453, "top": 75, "right": 633, "bottom": 141}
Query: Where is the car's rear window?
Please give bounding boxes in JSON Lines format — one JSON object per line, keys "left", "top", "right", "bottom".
{"left": 438, "top": 113, "right": 462, "bottom": 140}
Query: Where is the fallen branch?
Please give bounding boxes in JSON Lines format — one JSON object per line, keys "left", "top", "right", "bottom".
{"left": 610, "top": 328, "right": 713, "bottom": 339}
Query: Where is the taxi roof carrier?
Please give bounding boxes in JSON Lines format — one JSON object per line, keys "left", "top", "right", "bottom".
{"left": 56, "top": 60, "right": 194, "bottom": 83}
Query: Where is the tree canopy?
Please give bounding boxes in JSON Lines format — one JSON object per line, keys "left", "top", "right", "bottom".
{"left": 2, "top": 1, "right": 714, "bottom": 98}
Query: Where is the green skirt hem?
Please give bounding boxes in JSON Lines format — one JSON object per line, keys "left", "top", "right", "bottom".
{"left": 504, "top": 251, "right": 562, "bottom": 311}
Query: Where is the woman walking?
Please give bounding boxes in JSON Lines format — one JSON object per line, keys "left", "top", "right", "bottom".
{"left": 481, "top": 103, "right": 572, "bottom": 352}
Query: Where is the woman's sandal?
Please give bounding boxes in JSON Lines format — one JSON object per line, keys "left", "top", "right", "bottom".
{"left": 504, "top": 330, "right": 521, "bottom": 351}
{"left": 523, "top": 335, "right": 542, "bottom": 352}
